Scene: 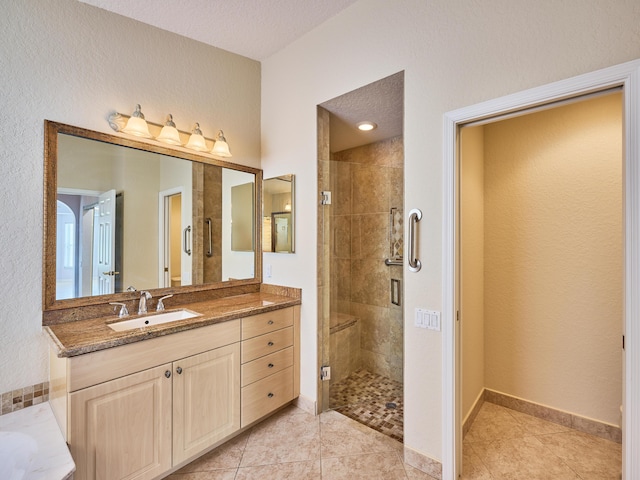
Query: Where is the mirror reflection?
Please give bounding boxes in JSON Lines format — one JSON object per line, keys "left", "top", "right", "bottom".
{"left": 48, "top": 124, "right": 260, "bottom": 306}
{"left": 263, "top": 175, "right": 295, "bottom": 253}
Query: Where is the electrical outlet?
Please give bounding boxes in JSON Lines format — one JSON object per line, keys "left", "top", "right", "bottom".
{"left": 265, "top": 264, "right": 272, "bottom": 278}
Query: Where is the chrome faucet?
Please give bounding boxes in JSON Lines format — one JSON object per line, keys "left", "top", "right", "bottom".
{"left": 156, "top": 294, "right": 173, "bottom": 312}
{"left": 138, "top": 291, "right": 152, "bottom": 314}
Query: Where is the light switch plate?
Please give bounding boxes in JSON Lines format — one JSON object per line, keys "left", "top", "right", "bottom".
{"left": 415, "top": 308, "right": 441, "bottom": 331}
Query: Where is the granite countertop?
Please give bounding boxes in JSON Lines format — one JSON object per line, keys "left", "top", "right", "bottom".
{"left": 45, "top": 291, "right": 300, "bottom": 358}
{"left": 0, "top": 402, "right": 75, "bottom": 480}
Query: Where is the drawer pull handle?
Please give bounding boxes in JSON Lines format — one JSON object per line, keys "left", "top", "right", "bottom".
{"left": 268, "top": 341, "right": 274, "bottom": 346}
{"left": 176, "top": 366, "right": 183, "bottom": 375}
{"left": 268, "top": 320, "right": 274, "bottom": 325}
{"left": 165, "top": 370, "right": 171, "bottom": 378}
{"left": 267, "top": 392, "right": 274, "bottom": 398}
{"left": 268, "top": 363, "right": 274, "bottom": 368}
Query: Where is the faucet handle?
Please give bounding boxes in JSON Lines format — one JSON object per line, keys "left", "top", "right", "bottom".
{"left": 109, "top": 302, "right": 129, "bottom": 318}
{"left": 157, "top": 294, "right": 173, "bottom": 312}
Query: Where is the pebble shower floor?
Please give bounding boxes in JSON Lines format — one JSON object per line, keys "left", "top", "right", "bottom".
{"left": 329, "top": 369, "right": 404, "bottom": 443}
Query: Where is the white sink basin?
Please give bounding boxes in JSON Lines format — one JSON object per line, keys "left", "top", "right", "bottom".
{"left": 108, "top": 309, "right": 201, "bottom": 332}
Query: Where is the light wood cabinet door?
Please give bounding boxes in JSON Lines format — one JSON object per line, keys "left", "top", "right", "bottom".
{"left": 69, "top": 364, "right": 172, "bottom": 480}
{"left": 172, "top": 342, "right": 241, "bottom": 465}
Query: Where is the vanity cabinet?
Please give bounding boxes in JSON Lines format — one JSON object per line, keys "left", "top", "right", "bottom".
{"left": 52, "top": 319, "right": 241, "bottom": 480}
{"left": 49, "top": 305, "right": 300, "bottom": 480}
{"left": 240, "top": 308, "right": 299, "bottom": 427}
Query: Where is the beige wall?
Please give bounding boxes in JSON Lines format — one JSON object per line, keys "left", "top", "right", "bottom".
{"left": 483, "top": 93, "right": 623, "bottom": 425}
{"left": 460, "top": 126, "right": 485, "bottom": 420}
{"left": 261, "top": 0, "right": 640, "bottom": 461}
{"left": 0, "top": 0, "right": 260, "bottom": 394}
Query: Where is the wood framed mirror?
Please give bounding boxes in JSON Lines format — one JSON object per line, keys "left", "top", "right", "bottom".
{"left": 43, "top": 120, "right": 262, "bottom": 313}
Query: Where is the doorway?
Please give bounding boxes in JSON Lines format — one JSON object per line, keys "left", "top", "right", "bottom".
{"left": 443, "top": 60, "right": 640, "bottom": 480}
{"left": 458, "top": 92, "right": 623, "bottom": 477}
{"left": 317, "top": 72, "right": 405, "bottom": 442}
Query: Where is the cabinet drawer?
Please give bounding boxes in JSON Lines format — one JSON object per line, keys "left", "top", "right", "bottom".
{"left": 241, "top": 346, "right": 293, "bottom": 387}
{"left": 241, "top": 307, "right": 293, "bottom": 340}
{"left": 241, "top": 326, "right": 293, "bottom": 363}
{"left": 241, "top": 366, "right": 293, "bottom": 427}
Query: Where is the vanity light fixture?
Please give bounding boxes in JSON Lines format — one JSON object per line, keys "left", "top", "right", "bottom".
{"left": 156, "top": 114, "right": 182, "bottom": 145}
{"left": 185, "top": 123, "right": 209, "bottom": 152}
{"left": 121, "top": 104, "right": 152, "bottom": 138}
{"left": 211, "top": 130, "right": 232, "bottom": 158}
{"left": 107, "top": 105, "right": 233, "bottom": 156}
{"left": 357, "top": 121, "right": 377, "bottom": 131}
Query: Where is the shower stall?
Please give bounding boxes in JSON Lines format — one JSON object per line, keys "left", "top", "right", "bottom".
{"left": 318, "top": 99, "right": 405, "bottom": 442}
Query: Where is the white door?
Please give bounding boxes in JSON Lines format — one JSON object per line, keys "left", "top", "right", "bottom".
{"left": 92, "top": 189, "right": 116, "bottom": 295}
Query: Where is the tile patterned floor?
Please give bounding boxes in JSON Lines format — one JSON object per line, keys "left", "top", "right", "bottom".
{"left": 329, "top": 369, "right": 404, "bottom": 442}
{"left": 462, "top": 402, "right": 622, "bottom": 479}
{"left": 167, "top": 405, "right": 436, "bottom": 480}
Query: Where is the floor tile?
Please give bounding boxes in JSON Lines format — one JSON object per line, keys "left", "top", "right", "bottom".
{"left": 235, "top": 460, "right": 322, "bottom": 479}
{"left": 471, "top": 436, "right": 580, "bottom": 479}
{"left": 460, "top": 445, "right": 492, "bottom": 479}
{"left": 320, "top": 409, "right": 402, "bottom": 458}
{"left": 321, "top": 452, "right": 407, "bottom": 480}
{"left": 240, "top": 405, "right": 321, "bottom": 467}
{"left": 165, "top": 470, "right": 237, "bottom": 479}
{"left": 175, "top": 430, "right": 251, "bottom": 473}
{"left": 536, "top": 430, "right": 622, "bottom": 479}
{"left": 463, "top": 403, "right": 526, "bottom": 444}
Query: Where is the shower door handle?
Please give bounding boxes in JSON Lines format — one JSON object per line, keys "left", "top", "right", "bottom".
{"left": 408, "top": 208, "right": 422, "bottom": 272}
{"left": 205, "top": 218, "right": 213, "bottom": 257}
{"left": 183, "top": 226, "right": 192, "bottom": 256}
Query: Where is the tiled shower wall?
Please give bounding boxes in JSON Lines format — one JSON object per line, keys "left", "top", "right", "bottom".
{"left": 330, "top": 136, "right": 404, "bottom": 383}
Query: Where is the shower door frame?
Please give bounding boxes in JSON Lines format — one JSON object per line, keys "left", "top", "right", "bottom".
{"left": 443, "top": 59, "right": 640, "bottom": 479}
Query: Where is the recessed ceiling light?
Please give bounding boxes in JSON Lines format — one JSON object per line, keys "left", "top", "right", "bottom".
{"left": 357, "top": 121, "right": 377, "bottom": 131}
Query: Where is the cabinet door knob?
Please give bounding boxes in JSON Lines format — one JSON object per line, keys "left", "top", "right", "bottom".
{"left": 268, "top": 363, "right": 274, "bottom": 368}
{"left": 267, "top": 392, "right": 274, "bottom": 398}
{"left": 165, "top": 370, "right": 171, "bottom": 378}
{"left": 268, "top": 320, "right": 274, "bottom": 325}
{"left": 176, "top": 366, "right": 183, "bottom": 374}
{"left": 268, "top": 341, "right": 274, "bottom": 347}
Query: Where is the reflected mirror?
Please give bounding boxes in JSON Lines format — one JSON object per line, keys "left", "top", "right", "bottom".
{"left": 263, "top": 174, "right": 295, "bottom": 253}
{"left": 44, "top": 121, "right": 262, "bottom": 310}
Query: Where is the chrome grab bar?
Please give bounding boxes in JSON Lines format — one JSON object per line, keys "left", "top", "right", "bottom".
{"left": 205, "top": 218, "right": 213, "bottom": 257}
{"left": 183, "top": 226, "right": 192, "bottom": 256}
{"left": 408, "top": 208, "right": 422, "bottom": 272}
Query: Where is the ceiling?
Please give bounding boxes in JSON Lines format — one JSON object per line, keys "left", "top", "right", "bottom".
{"left": 78, "top": 0, "right": 359, "bottom": 61}
{"left": 78, "top": 0, "right": 403, "bottom": 152}
{"left": 321, "top": 72, "right": 404, "bottom": 153}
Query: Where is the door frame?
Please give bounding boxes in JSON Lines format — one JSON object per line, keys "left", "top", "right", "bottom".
{"left": 158, "top": 186, "right": 184, "bottom": 288}
{"left": 443, "top": 59, "right": 640, "bottom": 479}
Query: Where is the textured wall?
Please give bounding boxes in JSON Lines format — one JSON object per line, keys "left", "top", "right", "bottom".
{"left": 261, "top": 0, "right": 640, "bottom": 460}
{"left": 484, "top": 93, "right": 623, "bottom": 425}
{"left": 0, "top": 0, "right": 260, "bottom": 394}
{"left": 460, "top": 126, "right": 485, "bottom": 420}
